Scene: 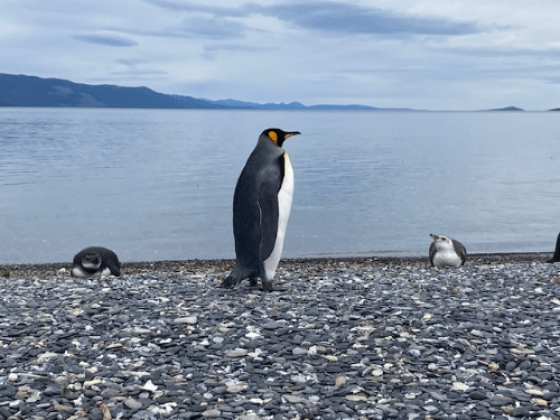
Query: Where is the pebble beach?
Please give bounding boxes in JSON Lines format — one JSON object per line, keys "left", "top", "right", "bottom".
{"left": 1, "top": 254, "right": 560, "bottom": 420}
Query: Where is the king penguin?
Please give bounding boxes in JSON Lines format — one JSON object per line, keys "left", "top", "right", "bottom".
{"left": 429, "top": 234, "right": 467, "bottom": 268}
{"left": 221, "top": 128, "right": 301, "bottom": 291}
{"left": 72, "top": 246, "right": 121, "bottom": 278}
{"left": 546, "top": 232, "right": 560, "bottom": 263}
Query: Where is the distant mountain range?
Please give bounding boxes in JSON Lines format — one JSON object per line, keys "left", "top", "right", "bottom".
{"left": 175, "top": 96, "right": 407, "bottom": 111}
{"left": 0, "top": 73, "right": 406, "bottom": 111}
{"left": 0, "top": 73, "right": 224, "bottom": 109}
{"left": 0, "top": 73, "right": 552, "bottom": 111}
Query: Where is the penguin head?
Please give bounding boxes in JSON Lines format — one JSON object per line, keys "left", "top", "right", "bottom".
{"left": 82, "top": 252, "right": 102, "bottom": 270}
{"left": 430, "top": 234, "right": 453, "bottom": 250}
{"left": 262, "top": 128, "right": 301, "bottom": 147}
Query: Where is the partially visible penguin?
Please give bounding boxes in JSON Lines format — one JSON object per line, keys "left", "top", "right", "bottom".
{"left": 221, "top": 128, "right": 301, "bottom": 291}
{"left": 546, "top": 232, "right": 560, "bottom": 263}
{"left": 429, "top": 234, "right": 467, "bottom": 268}
{"left": 72, "top": 246, "right": 121, "bottom": 278}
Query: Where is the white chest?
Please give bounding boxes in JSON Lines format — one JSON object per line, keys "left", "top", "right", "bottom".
{"left": 433, "top": 250, "right": 462, "bottom": 268}
{"left": 263, "top": 151, "right": 294, "bottom": 278}
{"left": 72, "top": 266, "right": 112, "bottom": 278}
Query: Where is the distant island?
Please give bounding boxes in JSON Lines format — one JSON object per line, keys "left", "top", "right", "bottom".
{"left": 0, "top": 73, "right": 404, "bottom": 111}
{"left": 488, "top": 106, "right": 524, "bottom": 112}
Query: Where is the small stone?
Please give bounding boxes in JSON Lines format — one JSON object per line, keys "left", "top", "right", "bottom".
{"left": 501, "top": 405, "right": 514, "bottom": 415}
{"left": 124, "top": 398, "right": 143, "bottom": 410}
{"left": 345, "top": 394, "right": 368, "bottom": 401}
{"left": 262, "top": 321, "right": 283, "bottom": 329}
{"left": 284, "top": 395, "right": 304, "bottom": 403}
{"left": 429, "top": 391, "right": 447, "bottom": 401}
{"left": 37, "top": 352, "right": 58, "bottom": 363}
{"left": 451, "top": 382, "right": 469, "bottom": 392}
{"left": 141, "top": 380, "right": 158, "bottom": 392}
{"left": 226, "top": 383, "right": 247, "bottom": 393}
{"left": 173, "top": 316, "right": 197, "bottom": 324}
{"left": 238, "top": 414, "right": 261, "bottom": 420}
{"left": 54, "top": 403, "right": 73, "bottom": 412}
{"left": 469, "top": 390, "right": 486, "bottom": 400}
{"left": 488, "top": 363, "right": 500, "bottom": 371}
{"left": 335, "top": 376, "right": 347, "bottom": 386}
{"left": 226, "top": 348, "right": 248, "bottom": 357}
{"left": 511, "top": 406, "right": 531, "bottom": 417}
{"left": 532, "top": 398, "right": 547, "bottom": 406}
{"left": 202, "top": 409, "right": 221, "bottom": 418}
{"left": 292, "top": 347, "right": 307, "bottom": 355}
{"left": 524, "top": 389, "right": 544, "bottom": 396}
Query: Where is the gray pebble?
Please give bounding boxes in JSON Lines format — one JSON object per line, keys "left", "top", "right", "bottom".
{"left": 1, "top": 256, "right": 560, "bottom": 419}
{"left": 124, "top": 398, "right": 143, "bottom": 410}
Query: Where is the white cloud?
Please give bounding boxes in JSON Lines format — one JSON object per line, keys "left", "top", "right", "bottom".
{"left": 73, "top": 34, "right": 138, "bottom": 47}
{"left": 1, "top": 0, "right": 560, "bottom": 109}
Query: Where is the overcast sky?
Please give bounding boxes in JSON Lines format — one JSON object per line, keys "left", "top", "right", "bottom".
{"left": 2, "top": 0, "right": 560, "bottom": 110}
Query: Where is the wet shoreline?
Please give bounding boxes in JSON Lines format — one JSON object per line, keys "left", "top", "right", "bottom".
{"left": 0, "top": 252, "right": 553, "bottom": 280}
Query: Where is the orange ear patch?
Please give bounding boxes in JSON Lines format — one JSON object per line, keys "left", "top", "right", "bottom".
{"left": 268, "top": 130, "right": 278, "bottom": 145}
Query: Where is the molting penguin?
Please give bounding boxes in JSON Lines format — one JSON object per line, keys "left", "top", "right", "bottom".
{"left": 72, "top": 246, "right": 121, "bottom": 278}
{"left": 221, "top": 128, "right": 301, "bottom": 291}
{"left": 546, "top": 232, "right": 560, "bottom": 263}
{"left": 429, "top": 234, "right": 467, "bottom": 268}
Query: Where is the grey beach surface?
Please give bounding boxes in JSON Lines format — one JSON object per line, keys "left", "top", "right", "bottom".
{"left": 1, "top": 254, "right": 560, "bottom": 420}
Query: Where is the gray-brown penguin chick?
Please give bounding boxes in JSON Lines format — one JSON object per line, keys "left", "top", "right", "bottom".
{"left": 429, "top": 234, "right": 467, "bottom": 268}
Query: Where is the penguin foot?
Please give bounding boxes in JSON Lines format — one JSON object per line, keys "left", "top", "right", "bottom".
{"left": 220, "top": 275, "right": 240, "bottom": 289}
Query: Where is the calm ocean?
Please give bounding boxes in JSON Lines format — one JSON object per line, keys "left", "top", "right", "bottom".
{"left": 0, "top": 108, "right": 559, "bottom": 264}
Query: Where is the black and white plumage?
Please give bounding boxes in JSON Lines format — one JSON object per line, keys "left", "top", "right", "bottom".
{"left": 546, "top": 232, "right": 560, "bottom": 263}
{"left": 221, "top": 128, "right": 301, "bottom": 291}
{"left": 429, "top": 234, "right": 467, "bottom": 268}
{"left": 72, "top": 246, "right": 121, "bottom": 278}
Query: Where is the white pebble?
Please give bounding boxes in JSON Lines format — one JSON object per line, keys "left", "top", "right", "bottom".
{"left": 226, "top": 348, "right": 247, "bottom": 357}
{"left": 141, "top": 380, "right": 158, "bottom": 392}
{"left": 173, "top": 316, "right": 197, "bottom": 325}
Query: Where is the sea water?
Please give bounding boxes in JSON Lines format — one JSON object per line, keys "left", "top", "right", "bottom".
{"left": 1, "top": 108, "right": 559, "bottom": 263}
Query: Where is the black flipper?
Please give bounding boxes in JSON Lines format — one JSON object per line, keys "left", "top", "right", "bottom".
{"left": 258, "top": 179, "right": 280, "bottom": 262}
{"left": 546, "top": 232, "right": 560, "bottom": 263}
{"left": 106, "top": 258, "right": 121, "bottom": 276}
{"left": 451, "top": 239, "right": 467, "bottom": 265}
{"left": 428, "top": 242, "right": 436, "bottom": 266}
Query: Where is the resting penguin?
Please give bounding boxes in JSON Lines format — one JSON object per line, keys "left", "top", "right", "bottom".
{"left": 546, "top": 232, "right": 560, "bottom": 263}
{"left": 72, "top": 246, "right": 121, "bottom": 278}
{"left": 429, "top": 234, "right": 467, "bottom": 268}
{"left": 221, "top": 128, "right": 301, "bottom": 291}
